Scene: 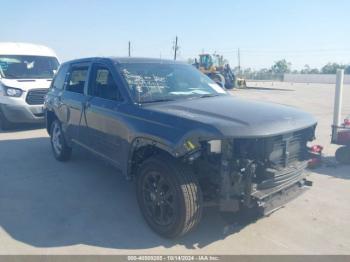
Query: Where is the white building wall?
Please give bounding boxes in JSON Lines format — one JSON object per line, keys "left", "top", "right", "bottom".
{"left": 284, "top": 74, "right": 350, "bottom": 84}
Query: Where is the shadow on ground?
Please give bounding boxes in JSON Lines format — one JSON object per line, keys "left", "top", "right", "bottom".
{"left": 0, "top": 123, "right": 45, "bottom": 133}
{"left": 0, "top": 137, "right": 259, "bottom": 250}
{"left": 244, "top": 86, "right": 295, "bottom": 92}
{"left": 309, "top": 156, "right": 350, "bottom": 180}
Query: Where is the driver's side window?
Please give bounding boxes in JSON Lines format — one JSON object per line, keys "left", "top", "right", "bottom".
{"left": 89, "top": 64, "right": 122, "bottom": 101}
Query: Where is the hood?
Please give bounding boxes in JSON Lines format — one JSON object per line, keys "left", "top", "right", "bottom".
{"left": 145, "top": 95, "right": 317, "bottom": 138}
{"left": 0, "top": 78, "right": 52, "bottom": 91}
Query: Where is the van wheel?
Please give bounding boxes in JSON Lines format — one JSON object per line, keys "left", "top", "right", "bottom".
{"left": 136, "top": 155, "right": 202, "bottom": 238}
{"left": 335, "top": 146, "right": 350, "bottom": 164}
{"left": 50, "top": 120, "right": 72, "bottom": 161}
{"left": 0, "top": 109, "right": 13, "bottom": 130}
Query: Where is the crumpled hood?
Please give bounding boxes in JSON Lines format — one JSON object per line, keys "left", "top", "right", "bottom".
{"left": 146, "top": 95, "right": 317, "bottom": 138}
{"left": 0, "top": 78, "right": 52, "bottom": 91}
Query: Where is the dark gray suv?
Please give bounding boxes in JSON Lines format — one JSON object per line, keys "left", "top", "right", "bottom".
{"left": 45, "top": 57, "right": 317, "bottom": 238}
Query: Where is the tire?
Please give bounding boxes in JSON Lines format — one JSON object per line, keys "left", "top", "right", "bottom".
{"left": 225, "top": 83, "right": 235, "bottom": 89}
{"left": 136, "top": 155, "right": 203, "bottom": 238}
{"left": 335, "top": 146, "right": 350, "bottom": 165}
{"left": 50, "top": 119, "right": 72, "bottom": 161}
{"left": 224, "top": 76, "right": 235, "bottom": 89}
{"left": 0, "top": 109, "right": 13, "bottom": 130}
{"left": 212, "top": 74, "right": 225, "bottom": 88}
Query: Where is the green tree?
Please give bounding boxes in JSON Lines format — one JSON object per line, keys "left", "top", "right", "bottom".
{"left": 344, "top": 65, "right": 350, "bottom": 74}
{"left": 300, "top": 64, "right": 319, "bottom": 74}
{"left": 309, "top": 68, "right": 320, "bottom": 74}
{"left": 321, "top": 63, "right": 346, "bottom": 74}
{"left": 258, "top": 68, "right": 272, "bottom": 74}
{"left": 271, "top": 59, "right": 292, "bottom": 74}
{"left": 300, "top": 64, "right": 310, "bottom": 74}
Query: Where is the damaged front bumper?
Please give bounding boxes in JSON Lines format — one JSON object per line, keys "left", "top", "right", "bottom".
{"left": 255, "top": 178, "right": 312, "bottom": 215}
{"left": 218, "top": 139, "right": 313, "bottom": 214}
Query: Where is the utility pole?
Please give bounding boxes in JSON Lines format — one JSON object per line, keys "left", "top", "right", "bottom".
{"left": 237, "top": 48, "right": 241, "bottom": 76}
{"left": 173, "top": 36, "right": 178, "bottom": 60}
{"left": 128, "top": 41, "right": 131, "bottom": 57}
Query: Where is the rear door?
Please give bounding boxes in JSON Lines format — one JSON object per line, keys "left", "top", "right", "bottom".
{"left": 81, "top": 62, "right": 125, "bottom": 167}
{"left": 59, "top": 63, "right": 91, "bottom": 141}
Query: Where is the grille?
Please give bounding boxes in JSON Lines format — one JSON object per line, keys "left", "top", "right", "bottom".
{"left": 269, "top": 131, "right": 307, "bottom": 168}
{"left": 26, "top": 89, "right": 48, "bottom": 105}
{"left": 258, "top": 130, "right": 309, "bottom": 190}
{"left": 234, "top": 128, "right": 311, "bottom": 169}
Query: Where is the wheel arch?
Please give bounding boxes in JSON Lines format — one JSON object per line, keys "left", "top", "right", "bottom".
{"left": 45, "top": 110, "right": 58, "bottom": 134}
{"left": 127, "top": 137, "right": 177, "bottom": 179}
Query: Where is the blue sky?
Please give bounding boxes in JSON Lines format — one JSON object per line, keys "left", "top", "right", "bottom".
{"left": 2, "top": 0, "right": 350, "bottom": 69}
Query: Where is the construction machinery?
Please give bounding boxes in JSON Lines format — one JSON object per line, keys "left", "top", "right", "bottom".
{"left": 193, "top": 54, "right": 246, "bottom": 89}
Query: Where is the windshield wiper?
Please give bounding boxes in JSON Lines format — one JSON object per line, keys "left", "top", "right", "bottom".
{"left": 140, "top": 98, "right": 176, "bottom": 104}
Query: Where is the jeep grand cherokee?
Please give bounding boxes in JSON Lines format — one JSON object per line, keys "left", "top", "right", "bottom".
{"left": 44, "top": 57, "right": 317, "bottom": 238}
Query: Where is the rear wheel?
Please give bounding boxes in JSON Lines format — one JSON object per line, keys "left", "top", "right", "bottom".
{"left": 50, "top": 120, "right": 72, "bottom": 161}
{"left": 335, "top": 146, "right": 350, "bottom": 164}
{"left": 136, "top": 155, "right": 202, "bottom": 238}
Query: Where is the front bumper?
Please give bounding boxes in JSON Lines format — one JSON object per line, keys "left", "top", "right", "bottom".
{"left": 256, "top": 178, "right": 311, "bottom": 215}
{"left": 0, "top": 103, "right": 45, "bottom": 123}
{"left": 219, "top": 170, "right": 312, "bottom": 214}
{"left": 218, "top": 139, "right": 312, "bottom": 213}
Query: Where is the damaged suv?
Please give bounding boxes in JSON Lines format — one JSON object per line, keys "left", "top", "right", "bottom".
{"left": 45, "top": 57, "right": 317, "bottom": 238}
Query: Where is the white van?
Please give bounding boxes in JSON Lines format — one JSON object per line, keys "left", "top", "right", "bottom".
{"left": 0, "top": 42, "right": 59, "bottom": 129}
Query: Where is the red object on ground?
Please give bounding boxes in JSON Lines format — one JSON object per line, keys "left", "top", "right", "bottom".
{"left": 308, "top": 158, "right": 322, "bottom": 168}
{"left": 310, "top": 145, "right": 324, "bottom": 153}
{"left": 308, "top": 145, "right": 324, "bottom": 169}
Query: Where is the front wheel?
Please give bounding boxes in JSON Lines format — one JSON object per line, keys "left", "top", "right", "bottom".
{"left": 0, "top": 109, "right": 14, "bottom": 130}
{"left": 50, "top": 120, "right": 72, "bottom": 161}
{"left": 136, "top": 155, "right": 203, "bottom": 238}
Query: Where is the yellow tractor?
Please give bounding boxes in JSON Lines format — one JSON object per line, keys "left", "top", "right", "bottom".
{"left": 194, "top": 54, "right": 246, "bottom": 89}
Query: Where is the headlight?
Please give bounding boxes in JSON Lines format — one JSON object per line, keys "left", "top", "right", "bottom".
{"left": 5, "top": 87, "right": 23, "bottom": 97}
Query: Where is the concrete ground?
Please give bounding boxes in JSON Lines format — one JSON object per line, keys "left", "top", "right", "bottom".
{"left": 0, "top": 82, "right": 349, "bottom": 255}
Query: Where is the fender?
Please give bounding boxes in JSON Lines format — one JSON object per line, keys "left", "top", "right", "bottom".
{"left": 126, "top": 137, "right": 176, "bottom": 179}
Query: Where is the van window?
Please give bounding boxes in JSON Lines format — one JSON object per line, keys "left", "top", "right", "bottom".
{"left": 89, "top": 65, "right": 122, "bottom": 101}
{"left": 0, "top": 55, "right": 59, "bottom": 79}
{"left": 51, "top": 64, "right": 69, "bottom": 90}
{"left": 66, "top": 66, "right": 88, "bottom": 94}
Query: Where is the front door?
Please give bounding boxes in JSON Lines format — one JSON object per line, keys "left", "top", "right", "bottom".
{"left": 81, "top": 63, "right": 125, "bottom": 168}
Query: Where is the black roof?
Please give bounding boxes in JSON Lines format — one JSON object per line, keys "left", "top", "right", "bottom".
{"left": 62, "top": 57, "right": 185, "bottom": 65}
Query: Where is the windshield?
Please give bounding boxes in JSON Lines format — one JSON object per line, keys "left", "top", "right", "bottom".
{"left": 118, "top": 63, "right": 227, "bottom": 103}
{"left": 0, "top": 55, "right": 59, "bottom": 79}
